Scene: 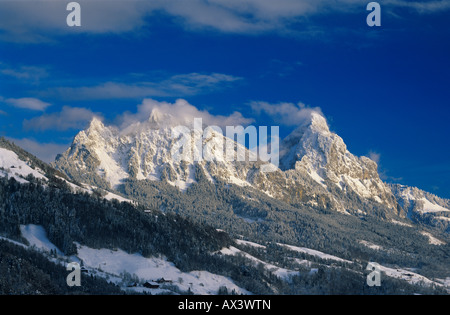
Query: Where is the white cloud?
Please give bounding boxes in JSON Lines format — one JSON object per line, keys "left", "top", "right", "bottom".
{"left": 146, "top": 0, "right": 309, "bottom": 34}
{"left": 47, "top": 73, "right": 242, "bottom": 100}
{"left": 23, "top": 106, "right": 102, "bottom": 131}
{"left": 6, "top": 137, "right": 69, "bottom": 163}
{"left": 22, "top": 100, "right": 251, "bottom": 133}
{"left": 0, "top": 0, "right": 152, "bottom": 42}
{"left": 2, "top": 0, "right": 448, "bottom": 42}
{"left": 0, "top": 0, "right": 317, "bottom": 41}
{"left": 0, "top": 64, "right": 48, "bottom": 83}
{"left": 4, "top": 97, "right": 51, "bottom": 111}
{"left": 250, "top": 101, "right": 323, "bottom": 126}
{"left": 385, "top": 0, "right": 450, "bottom": 13}
{"left": 116, "top": 98, "right": 253, "bottom": 131}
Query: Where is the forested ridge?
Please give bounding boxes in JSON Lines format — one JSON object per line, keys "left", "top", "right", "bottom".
{"left": 120, "top": 176, "right": 450, "bottom": 280}
{"left": 0, "top": 175, "right": 232, "bottom": 267}
{"left": 0, "top": 174, "right": 448, "bottom": 294}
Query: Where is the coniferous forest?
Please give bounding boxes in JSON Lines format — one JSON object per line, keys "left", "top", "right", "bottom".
{"left": 0, "top": 173, "right": 448, "bottom": 295}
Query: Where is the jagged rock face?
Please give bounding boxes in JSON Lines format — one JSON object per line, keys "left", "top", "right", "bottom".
{"left": 280, "top": 113, "right": 398, "bottom": 212}
{"left": 54, "top": 110, "right": 401, "bottom": 218}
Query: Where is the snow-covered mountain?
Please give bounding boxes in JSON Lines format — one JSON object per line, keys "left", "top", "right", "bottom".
{"left": 54, "top": 110, "right": 406, "bottom": 219}
{"left": 277, "top": 112, "right": 398, "bottom": 214}
{"left": 390, "top": 183, "right": 450, "bottom": 231}
{"left": 54, "top": 110, "right": 266, "bottom": 192}
{"left": 280, "top": 113, "right": 394, "bottom": 207}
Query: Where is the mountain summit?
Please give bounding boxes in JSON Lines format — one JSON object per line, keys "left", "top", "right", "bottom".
{"left": 278, "top": 111, "right": 397, "bottom": 213}
{"left": 280, "top": 111, "right": 332, "bottom": 170}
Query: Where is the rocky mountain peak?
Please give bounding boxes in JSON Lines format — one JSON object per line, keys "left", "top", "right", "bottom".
{"left": 87, "top": 116, "right": 106, "bottom": 133}
{"left": 309, "top": 112, "right": 330, "bottom": 134}
{"left": 277, "top": 111, "right": 397, "bottom": 211}
{"left": 147, "top": 108, "right": 176, "bottom": 127}
{"left": 73, "top": 117, "right": 115, "bottom": 147}
{"left": 279, "top": 111, "right": 334, "bottom": 171}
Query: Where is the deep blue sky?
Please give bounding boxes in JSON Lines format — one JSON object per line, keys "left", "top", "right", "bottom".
{"left": 1, "top": 0, "right": 449, "bottom": 198}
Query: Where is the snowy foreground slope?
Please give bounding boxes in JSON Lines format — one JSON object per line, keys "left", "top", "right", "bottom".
{"left": 3, "top": 224, "right": 448, "bottom": 294}
{"left": 74, "top": 244, "right": 251, "bottom": 295}
{"left": 7, "top": 224, "right": 250, "bottom": 295}
{"left": 0, "top": 148, "right": 47, "bottom": 183}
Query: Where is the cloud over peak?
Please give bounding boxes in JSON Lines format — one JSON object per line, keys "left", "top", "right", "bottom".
{"left": 250, "top": 100, "right": 323, "bottom": 127}
{"left": 117, "top": 98, "right": 254, "bottom": 131}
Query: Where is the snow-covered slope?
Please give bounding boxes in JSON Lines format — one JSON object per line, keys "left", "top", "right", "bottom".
{"left": 0, "top": 147, "right": 48, "bottom": 183}
{"left": 376, "top": 264, "right": 446, "bottom": 289}
{"left": 390, "top": 184, "right": 450, "bottom": 231}
{"left": 391, "top": 184, "right": 450, "bottom": 215}
{"left": 13, "top": 223, "right": 250, "bottom": 295}
{"left": 276, "top": 242, "right": 352, "bottom": 264}
{"left": 19, "top": 224, "right": 64, "bottom": 255}
{"left": 75, "top": 243, "right": 250, "bottom": 295}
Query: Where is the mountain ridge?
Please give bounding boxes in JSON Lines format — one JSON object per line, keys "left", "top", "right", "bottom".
{"left": 52, "top": 110, "right": 406, "bottom": 219}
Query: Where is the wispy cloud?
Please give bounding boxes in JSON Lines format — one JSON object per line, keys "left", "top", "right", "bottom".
{"left": 45, "top": 72, "right": 242, "bottom": 100}
{"left": 260, "top": 59, "right": 304, "bottom": 78}
{"left": 0, "top": 0, "right": 152, "bottom": 42}
{"left": 250, "top": 101, "right": 323, "bottom": 126}
{"left": 0, "top": 64, "right": 48, "bottom": 83}
{"left": 0, "top": 0, "right": 318, "bottom": 41}
{"left": 2, "top": 0, "right": 449, "bottom": 42}
{"left": 23, "top": 106, "right": 102, "bottom": 131}
{"left": 4, "top": 97, "right": 51, "bottom": 111}
{"left": 385, "top": 0, "right": 450, "bottom": 14}
{"left": 367, "top": 150, "right": 381, "bottom": 164}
